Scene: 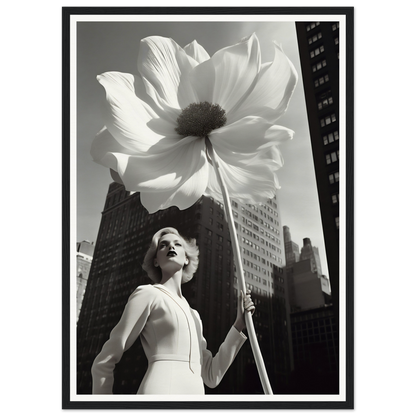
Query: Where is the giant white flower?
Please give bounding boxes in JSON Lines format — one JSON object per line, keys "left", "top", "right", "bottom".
{"left": 91, "top": 34, "right": 298, "bottom": 213}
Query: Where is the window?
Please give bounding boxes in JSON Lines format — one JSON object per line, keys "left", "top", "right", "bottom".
{"left": 312, "top": 59, "right": 327, "bottom": 72}
{"left": 306, "top": 22, "right": 321, "bottom": 31}
{"left": 308, "top": 32, "right": 322, "bottom": 44}
{"left": 315, "top": 74, "right": 329, "bottom": 88}
{"left": 323, "top": 130, "right": 339, "bottom": 145}
{"left": 320, "top": 113, "right": 337, "bottom": 127}
{"left": 310, "top": 45, "right": 325, "bottom": 58}
{"left": 335, "top": 217, "right": 339, "bottom": 229}
{"left": 326, "top": 151, "right": 339, "bottom": 164}
{"left": 332, "top": 22, "right": 340, "bottom": 31}
{"left": 329, "top": 172, "right": 339, "bottom": 184}
{"left": 317, "top": 90, "right": 333, "bottom": 110}
{"left": 332, "top": 193, "right": 339, "bottom": 204}
{"left": 334, "top": 37, "right": 339, "bottom": 45}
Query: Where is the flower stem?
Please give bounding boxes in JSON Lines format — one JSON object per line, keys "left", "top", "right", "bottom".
{"left": 206, "top": 138, "right": 273, "bottom": 395}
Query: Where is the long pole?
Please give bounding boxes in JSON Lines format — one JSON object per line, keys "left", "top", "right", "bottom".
{"left": 206, "top": 139, "right": 273, "bottom": 395}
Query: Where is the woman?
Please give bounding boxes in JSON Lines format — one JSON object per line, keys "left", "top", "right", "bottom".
{"left": 91, "top": 227, "right": 255, "bottom": 395}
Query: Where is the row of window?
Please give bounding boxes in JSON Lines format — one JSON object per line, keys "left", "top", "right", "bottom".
{"left": 246, "top": 284, "right": 270, "bottom": 297}
{"left": 310, "top": 30, "right": 338, "bottom": 48}
{"left": 307, "top": 21, "right": 339, "bottom": 33}
{"left": 323, "top": 130, "right": 339, "bottom": 145}
{"left": 315, "top": 73, "right": 329, "bottom": 88}
{"left": 308, "top": 31, "right": 322, "bottom": 45}
{"left": 326, "top": 150, "right": 339, "bottom": 165}
{"left": 240, "top": 226, "right": 281, "bottom": 260}
{"left": 241, "top": 216, "right": 280, "bottom": 236}
{"left": 306, "top": 22, "right": 321, "bottom": 31}
{"left": 320, "top": 113, "right": 337, "bottom": 127}
{"left": 310, "top": 45, "right": 325, "bottom": 59}
{"left": 247, "top": 201, "right": 278, "bottom": 214}
{"left": 312, "top": 58, "right": 327, "bottom": 73}
{"left": 317, "top": 90, "right": 333, "bottom": 110}
{"left": 329, "top": 171, "right": 339, "bottom": 184}
{"left": 242, "top": 205, "right": 279, "bottom": 224}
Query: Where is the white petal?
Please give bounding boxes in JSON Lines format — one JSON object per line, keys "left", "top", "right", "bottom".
{"left": 91, "top": 127, "right": 201, "bottom": 187}
{"left": 184, "top": 40, "right": 210, "bottom": 64}
{"left": 209, "top": 117, "right": 293, "bottom": 160}
{"left": 97, "top": 72, "right": 164, "bottom": 152}
{"left": 137, "top": 36, "right": 197, "bottom": 109}
{"left": 140, "top": 154, "right": 209, "bottom": 213}
{"left": 205, "top": 157, "right": 278, "bottom": 205}
{"left": 189, "top": 33, "right": 260, "bottom": 113}
{"left": 227, "top": 42, "right": 298, "bottom": 124}
{"left": 96, "top": 134, "right": 207, "bottom": 200}
{"left": 91, "top": 127, "right": 135, "bottom": 166}
{"left": 140, "top": 76, "right": 182, "bottom": 123}
{"left": 187, "top": 58, "right": 215, "bottom": 104}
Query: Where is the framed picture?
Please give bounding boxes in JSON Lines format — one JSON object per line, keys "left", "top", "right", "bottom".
{"left": 63, "top": 6, "right": 353, "bottom": 409}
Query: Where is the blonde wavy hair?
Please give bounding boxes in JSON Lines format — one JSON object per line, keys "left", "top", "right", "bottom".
{"left": 142, "top": 227, "right": 199, "bottom": 284}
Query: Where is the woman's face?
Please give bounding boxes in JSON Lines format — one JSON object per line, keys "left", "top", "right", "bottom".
{"left": 155, "top": 233, "right": 187, "bottom": 273}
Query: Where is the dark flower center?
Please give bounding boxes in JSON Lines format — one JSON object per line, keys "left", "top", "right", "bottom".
{"left": 175, "top": 102, "right": 227, "bottom": 138}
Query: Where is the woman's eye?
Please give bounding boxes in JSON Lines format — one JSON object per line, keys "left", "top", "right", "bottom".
{"left": 176, "top": 243, "right": 182, "bottom": 247}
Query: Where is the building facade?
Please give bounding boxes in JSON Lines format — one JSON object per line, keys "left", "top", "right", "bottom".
{"left": 76, "top": 240, "right": 95, "bottom": 321}
{"left": 290, "top": 259, "right": 326, "bottom": 311}
{"left": 77, "top": 183, "right": 292, "bottom": 394}
{"left": 283, "top": 226, "right": 331, "bottom": 311}
{"left": 231, "top": 197, "right": 293, "bottom": 389}
{"left": 282, "top": 226, "right": 337, "bottom": 393}
{"left": 295, "top": 21, "right": 340, "bottom": 320}
{"left": 289, "top": 304, "right": 339, "bottom": 394}
{"left": 299, "top": 237, "right": 331, "bottom": 296}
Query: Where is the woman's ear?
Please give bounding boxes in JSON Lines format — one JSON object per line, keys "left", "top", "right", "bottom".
{"left": 184, "top": 258, "right": 189, "bottom": 266}
{"left": 154, "top": 259, "right": 159, "bottom": 267}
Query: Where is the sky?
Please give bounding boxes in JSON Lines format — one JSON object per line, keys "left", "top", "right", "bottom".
{"left": 75, "top": 19, "right": 329, "bottom": 278}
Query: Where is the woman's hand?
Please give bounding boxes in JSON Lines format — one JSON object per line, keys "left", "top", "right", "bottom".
{"left": 233, "top": 289, "right": 255, "bottom": 333}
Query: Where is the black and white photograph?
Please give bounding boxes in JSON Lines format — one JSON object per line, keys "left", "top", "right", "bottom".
{"left": 63, "top": 7, "right": 353, "bottom": 409}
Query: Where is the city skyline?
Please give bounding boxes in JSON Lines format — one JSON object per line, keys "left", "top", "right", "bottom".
{"left": 75, "top": 19, "right": 330, "bottom": 277}
{"left": 77, "top": 183, "right": 293, "bottom": 395}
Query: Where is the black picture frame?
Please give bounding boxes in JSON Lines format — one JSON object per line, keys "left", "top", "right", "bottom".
{"left": 58, "top": 3, "right": 359, "bottom": 414}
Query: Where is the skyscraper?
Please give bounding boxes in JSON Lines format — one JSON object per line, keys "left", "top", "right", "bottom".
{"left": 283, "top": 226, "right": 300, "bottom": 268}
{"left": 77, "top": 183, "right": 292, "bottom": 394}
{"left": 283, "top": 231, "right": 338, "bottom": 394}
{"left": 283, "top": 228, "right": 329, "bottom": 312}
{"left": 76, "top": 240, "right": 95, "bottom": 321}
{"left": 295, "top": 21, "right": 340, "bottom": 320}
{"left": 232, "top": 197, "right": 293, "bottom": 389}
{"left": 299, "top": 237, "right": 331, "bottom": 296}
{"left": 300, "top": 238, "right": 322, "bottom": 276}
{"left": 289, "top": 304, "right": 339, "bottom": 394}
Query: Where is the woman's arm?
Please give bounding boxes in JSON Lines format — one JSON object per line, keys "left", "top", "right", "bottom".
{"left": 91, "top": 285, "right": 154, "bottom": 394}
{"left": 197, "top": 291, "right": 255, "bottom": 389}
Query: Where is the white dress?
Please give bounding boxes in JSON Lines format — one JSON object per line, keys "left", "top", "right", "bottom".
{"left": 91, "top": 284, "right": 247, "bottom": 394}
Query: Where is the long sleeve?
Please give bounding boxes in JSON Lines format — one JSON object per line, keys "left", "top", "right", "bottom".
{"left": 194, "top": 311, "right": 247, "bottom": 389}
{"left": 91, "top": 285, "right": 154, "bottom": 394}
